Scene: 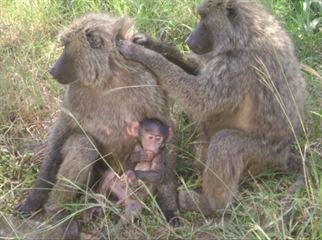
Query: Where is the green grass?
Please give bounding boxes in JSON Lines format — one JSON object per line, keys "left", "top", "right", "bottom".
{"left": 0, "top": 0, "right": 321, "bottom": 239}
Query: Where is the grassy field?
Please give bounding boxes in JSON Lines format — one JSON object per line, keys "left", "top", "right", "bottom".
{"left": 0, "top": 0, "right": 321, "bottom": 239}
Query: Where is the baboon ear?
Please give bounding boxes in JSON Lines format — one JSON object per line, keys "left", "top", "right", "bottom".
{"left": 86, "top": 30, "right": 104, "bottom": 49}
{"left": 127, "top": 121, "right": 140, "bottom": 136}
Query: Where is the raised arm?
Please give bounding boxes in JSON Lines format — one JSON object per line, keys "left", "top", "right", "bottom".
{"left": 132, "top": 34, "right": 200, "bottom": 75}
{"left": 118, "top": 41, "right": 245, "bottom": 120}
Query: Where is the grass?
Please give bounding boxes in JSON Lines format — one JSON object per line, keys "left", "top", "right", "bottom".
{"left": 0, "top": 0, "right": 321, "bottom": 239}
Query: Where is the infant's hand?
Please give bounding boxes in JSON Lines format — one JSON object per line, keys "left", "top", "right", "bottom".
{"left": 125, "top": 170, "right": 137, "bottom": 185}
{"left": 143, "top": 150, "right": 155, "bottom": 161}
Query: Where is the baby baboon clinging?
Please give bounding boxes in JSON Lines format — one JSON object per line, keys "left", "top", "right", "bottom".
{"left": 16, "top": 14, "right": 179, "bottom": 239}
{"left": 84, "top": 118, "right": 173, "bottom": 224}
{"left": 125, "top": 118, "right": 173, "bottom": 185}
{"left": 118, "top": 0, "right": 306, "bottom": 215}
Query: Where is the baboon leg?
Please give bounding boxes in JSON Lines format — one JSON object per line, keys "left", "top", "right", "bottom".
{"left": 122, "top": 198, "right": 142, "bottom": 223}
{"left": 44, "top": 133, "right": 99, "bottom": 240}
{"left": 193, "top": 127, "right": 210, "bottom": 170}
{"left": 16, "top": 119, "right": 71, "bottom": 214}
{"left": 180, "top": 129, "right": 290, "bottom": 215}
{"left": 156, "top": 149, "right": 180, "bottom": 227}
{"left": 205, "top": 129, "right": 290, "bottom": 210}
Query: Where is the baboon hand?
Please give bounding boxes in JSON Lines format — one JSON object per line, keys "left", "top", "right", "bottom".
{"left": 141, "top": 150, "right": 155, "bottom": 162}
{"left": 118, "top": 40, "right": 141, "bottom": 60}
{"left": 124, "top": 170, "right": 138, "bottom": 185}
{"left": 118, "top": 40, "right": 161, "bottom": 70}
{"left": 132, "top": 33, "right": 151, "bottom": 48}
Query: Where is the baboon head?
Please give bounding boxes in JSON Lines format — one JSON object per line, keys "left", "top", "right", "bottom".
{"left": 186, "top": 0, "right": 249, "bottom": 54}
{"left": 50, "top": 13, "right": 134, "bottom": 86}
{"left": 127, "top": 118, "right": 173, "bottom": 154}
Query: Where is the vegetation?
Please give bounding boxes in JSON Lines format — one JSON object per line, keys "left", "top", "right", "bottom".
{"left": 0, "top": 0, "right": 321, "bottom": 239}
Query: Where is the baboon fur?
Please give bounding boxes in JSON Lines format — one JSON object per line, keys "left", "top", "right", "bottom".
{"left": 118, "top": 0, "right": 306, "bottom": 215}
{"left": 17, "top": 13, "right": 178, "bottom": 239}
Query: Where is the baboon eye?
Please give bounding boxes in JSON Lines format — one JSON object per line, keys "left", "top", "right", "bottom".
{"left": 86, "top": 31, "right": 103, "bottom": 49}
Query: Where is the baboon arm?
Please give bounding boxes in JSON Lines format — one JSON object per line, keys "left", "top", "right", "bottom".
{"left": 33, "top": 117, "right": 71, "bottom": 193}
{"left": 118, "top": 41, "right": 244, "bottom": 118}
{"left": 129, "top": 150, "right": 153, "bottom": 163}
{"left": 134, "top": 34, "right": 199, "bottom": 75}
{"left": 134, "top": 170, "right": 162, "bottom": 184}
{"left": 152, "top": 44, "right": 199, "bottom": 75}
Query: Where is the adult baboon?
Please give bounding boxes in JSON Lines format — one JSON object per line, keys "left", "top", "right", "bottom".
{"left": 16, "top": 13, "right": 178, "bottom": 239}
{"left": 118, "top": 0, "right": 306, "bottom": 215}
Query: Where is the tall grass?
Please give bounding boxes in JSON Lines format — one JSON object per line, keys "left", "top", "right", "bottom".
{"left": 0, "top": 0, "right": 321, "bottom": 239}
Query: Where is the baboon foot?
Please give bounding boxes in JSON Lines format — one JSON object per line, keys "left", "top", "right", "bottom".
{"left": 178, "top": 190, "right": 213, "bottom": 216}
{"left": 163, "top": 209, "right": 180, "bottom": 228}
{"left": 83, "top": 206, "right": 104, "bottom": 223}
{"left": 15, "top": 197, "right": 43, "bottom": 217}
{"left": 287, "top": 152, "right": 307, "bottom": 174}
{"left": 60, "top": 218, "right": 80, "bottom": 240}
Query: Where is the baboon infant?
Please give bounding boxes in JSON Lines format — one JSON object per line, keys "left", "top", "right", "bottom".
{"left": 84, "top": 118, "right": 172, "bottom": 223}
{"left": 119, "top": 0, "right": 306, "bottom": 215}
